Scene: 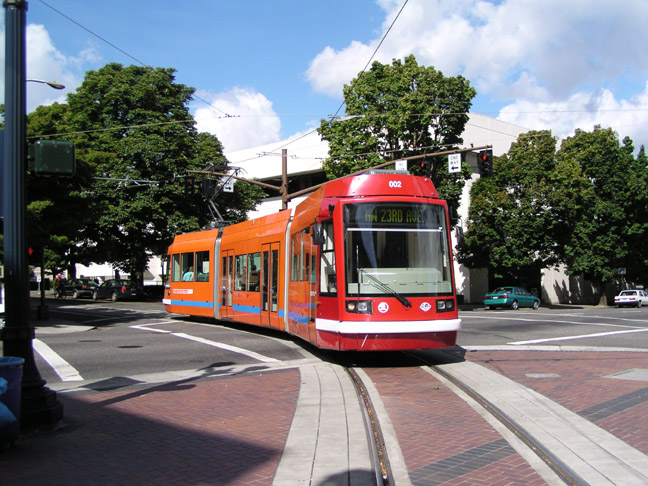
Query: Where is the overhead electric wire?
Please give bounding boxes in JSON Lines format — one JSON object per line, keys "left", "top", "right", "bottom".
{"left": 37, "top": 0, "right": 233, "bottom": 117}
{"left": 260, "top": 0, "right": 411, "bottom": 163}
{"left": 329, "top": 0, "right": 410, "bottom": 122}
{"left": 33, "top": 1, "right": 646, "bottom": 159}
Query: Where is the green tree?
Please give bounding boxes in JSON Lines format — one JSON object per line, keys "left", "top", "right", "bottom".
{"left": 318, "top": 55, "right": 475, "bottom": 222}
{"left": 61, "top": 63, "right": 262, "bottom": 285}
{"left": 457, "top": 130, "right": 560, "bottom": 285}
{"left": 556, "top": 127, "right": 648, "bottom": 289}
{"left": 26, "top": 103, "right": 93, "bottom": 278}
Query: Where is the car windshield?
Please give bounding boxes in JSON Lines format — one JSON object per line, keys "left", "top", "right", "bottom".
{"left": 620, "top": 291, "right": 637, "bottom": 296}
{"left": 492, "top": 287, "right": 513, "bottom": 293}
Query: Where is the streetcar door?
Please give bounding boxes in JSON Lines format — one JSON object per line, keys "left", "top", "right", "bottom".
{"left": 308, "top": 247, "right": 318, "bottom": 343}
{"left": 261, "top": 242, "right": 280, "bottom": 328}
{"left": 221, "top": 249, "right": 234, "bottom": 317}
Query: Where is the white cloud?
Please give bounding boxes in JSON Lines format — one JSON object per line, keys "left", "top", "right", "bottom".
{"left": 1, "top": 24, "right": 89, "bottom": 112}
{"left": 193, "top": 87, "right": 282, "bottom": 152}
{"left": 305, "top": 0, "right": 648, "bottom": 146}
{"left": 500, "top": 83, "right": 648, "bottom": 149}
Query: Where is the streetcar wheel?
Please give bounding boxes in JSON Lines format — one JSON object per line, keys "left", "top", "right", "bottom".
{"left": 511, "top": 300, "right": 519, "bottom": 310}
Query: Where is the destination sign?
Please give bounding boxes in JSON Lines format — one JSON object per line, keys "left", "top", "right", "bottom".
{"left": 345, "top": 203, "right": 442, "bottom": 228}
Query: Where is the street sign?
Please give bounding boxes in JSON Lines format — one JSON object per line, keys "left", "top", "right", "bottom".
{"left": 395, "top": 159, "right": 407, "bottom": 171}
{"left": 448, "top": 153, "right": 461, "bottom": 173}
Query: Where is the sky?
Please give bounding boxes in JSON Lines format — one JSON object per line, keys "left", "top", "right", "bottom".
{"left": 3, "top": 0, "right": 648, "bottom": 155}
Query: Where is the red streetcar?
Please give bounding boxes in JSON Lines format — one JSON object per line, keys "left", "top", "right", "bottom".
{"left": 164, "top": 170, "right": 461, "bottom": 351}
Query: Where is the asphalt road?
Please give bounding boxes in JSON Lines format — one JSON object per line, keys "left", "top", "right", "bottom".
{"left": 458, "top": 304, "right": 648, "bottom": 349}
{"left": 3, "top": 298, "right": 648, "bottom": 390}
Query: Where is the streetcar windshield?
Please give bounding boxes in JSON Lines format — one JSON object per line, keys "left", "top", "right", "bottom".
{"left": 344, "top": 202, "right": 453, "bottom": 297}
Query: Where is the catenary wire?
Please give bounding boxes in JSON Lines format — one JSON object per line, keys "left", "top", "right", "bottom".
{"left": 37, "top": 0, "right": 233, "bottom": 118}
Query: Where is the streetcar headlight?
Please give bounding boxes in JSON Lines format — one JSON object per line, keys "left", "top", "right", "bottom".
{"left": 436, "top": 299, "right": 455, "bottom": 312}
{"left": 346, "top": 300, "right": 373, "bottom": 314}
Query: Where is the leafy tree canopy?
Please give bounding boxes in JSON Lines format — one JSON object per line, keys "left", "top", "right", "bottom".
{"left": 459, "top": 126, "right": 648, "bottom": 289}
{"left": 318, "top": 55, "right": 476, "bottom": 223}
{"left": 25, "top": 63, "right": 264, "bottom": 284}
{"left": 457, "top": 130, "right": 560, "bottom": 281}
{"left": 556, "top": 127, "right": 648, "bottom": 285}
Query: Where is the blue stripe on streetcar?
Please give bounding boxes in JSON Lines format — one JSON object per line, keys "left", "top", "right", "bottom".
{"left": 169, "top": 299, "right": 213, "bottom": 308}
{"left": 233, "top": 304, "right": 261, "bottom": 315}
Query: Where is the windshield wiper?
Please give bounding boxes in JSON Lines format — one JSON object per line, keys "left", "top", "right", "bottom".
{"left": 360, "top": 269, "right": 412, "bottom": 308}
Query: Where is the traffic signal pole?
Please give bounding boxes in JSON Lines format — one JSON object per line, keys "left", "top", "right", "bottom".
{"left": 1, "top": 0, "right": 63, "bottom": 428}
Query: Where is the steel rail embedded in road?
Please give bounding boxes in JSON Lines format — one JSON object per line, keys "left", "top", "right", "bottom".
{"left": 346, "top": 366, "right": 393, "bottom": 486}
{"left": 408, "top": 351, "right": 588, "bottom": 486}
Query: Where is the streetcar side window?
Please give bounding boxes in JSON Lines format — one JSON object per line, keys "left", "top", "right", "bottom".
{"left": 248, "top": 252, "right": 260, "bottom": 291}
{"left": 291, "top": 236, "right": 298, "bottom": 281}
{"left": 172, "top": 254, "right": 181, "bottom": 282}
{"left": 319, "top": 221, "right": 336, "bottom": 295}
{"left": 235, "top": 254, "right": 247, "bottom": 291}
{"left": 181, "top": 253, "right": 194, "bottom": 281}
{"left": 195, "top": 250, "right": 210, "bottom": 282}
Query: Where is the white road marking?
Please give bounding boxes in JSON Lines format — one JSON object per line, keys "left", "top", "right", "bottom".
{"left": 131, "top": 323, "right": 279, "bottom": 363}
{"left": 509, "top": 328, "right": 648, "bottom": 345}
{"left": 469, "top": 314, "right": 645, "bottom": 329}
{"left": 172, "top": 333, "right": 280, "bottom": 363}
{"left": 130, "top": 323, "right": 173, "bottom": 333}
{"left": 33, "top": 339, "right": 84, "bottom": 382}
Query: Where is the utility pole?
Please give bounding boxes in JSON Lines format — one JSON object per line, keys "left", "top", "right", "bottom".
{"left": 1, "top": 0, "right": 63, "bottom": 428}
{"left": 281, "top": 149, "right": 288, "bottom": 210}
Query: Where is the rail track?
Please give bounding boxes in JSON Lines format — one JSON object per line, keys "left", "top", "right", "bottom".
{"left": 342, "top": 349, "right": 591, "bottom": 486}
{"left": 407, "top": 350, "right": 586, "bottom": 486}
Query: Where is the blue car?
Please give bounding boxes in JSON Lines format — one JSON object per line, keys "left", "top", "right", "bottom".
{"left": 483, "top": 286, "right": 540, "bottom": 310}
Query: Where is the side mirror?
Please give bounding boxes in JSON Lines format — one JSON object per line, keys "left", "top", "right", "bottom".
{"left": 312, "top": 223, "right": 325, "bottom": 246}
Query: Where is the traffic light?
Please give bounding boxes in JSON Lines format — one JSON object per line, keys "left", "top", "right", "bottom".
{"left": 418, "top": 159, "right": 431, "bottom": 177}
{"left": 478, "top": 149, "right": 493, "bottom": 177}
{"left": 184, "top": 176, "right": 196, "bottom": 195}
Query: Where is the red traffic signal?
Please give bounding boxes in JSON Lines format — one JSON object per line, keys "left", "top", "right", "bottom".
{"left": 478, "top": 150, "right": 493, "bottom": 177}
{"left": 184, "top": 177, "right": 196, "bottom": 194}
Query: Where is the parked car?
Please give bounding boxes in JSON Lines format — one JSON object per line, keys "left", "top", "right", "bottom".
{"left": 483, "top": 286, "right": 540, "bottom": 310}
{"left": 92, "top": 279, "right": 140, "bottom": 302}
{"left": 55, "top": 278, "right": 98, "bottom": 299}
{"left": 614, "top": 289, "right": 648, "bottom": 308}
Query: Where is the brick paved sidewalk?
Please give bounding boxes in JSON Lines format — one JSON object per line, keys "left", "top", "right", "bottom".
{"left": 0, "top": 369, "right": 300, "bottom": 486}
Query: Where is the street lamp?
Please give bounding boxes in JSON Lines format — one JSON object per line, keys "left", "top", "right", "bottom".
{"left": 27, "top": 78, "right": 65, "bottom": 90}
{"left": 2, "top": 0, "right": 63, "bottom": 428}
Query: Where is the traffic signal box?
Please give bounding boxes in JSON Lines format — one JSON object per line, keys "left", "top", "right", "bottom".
{"left": 418, "top": 159, "right": 431, "bottom": 177}
{"left": 478, "top": 149, "right": 493, "bottom": 177}
{"left": 28, "top": 140, "right": 76, "bottom": 177}
{"left": 184, "top": 176, "right": 196, "bottom": 195}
